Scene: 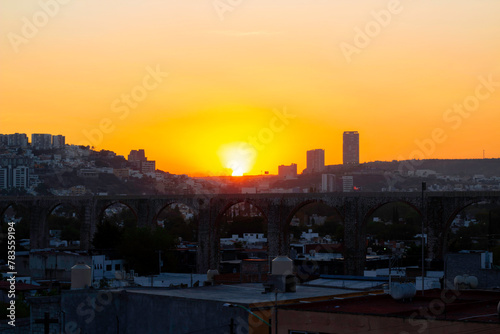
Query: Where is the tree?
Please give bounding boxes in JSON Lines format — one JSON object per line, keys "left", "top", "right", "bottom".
{"left": 220, "top": 216, "right": 266, "bottom": 237}
{"left": 47, "top": 215, "right": 81, "bottom": 241}
{"left": 92, "top": 220, "right": 123, "bottom": 250}
{"left": 119, "top": 226, "right": 177, "bottom": 275}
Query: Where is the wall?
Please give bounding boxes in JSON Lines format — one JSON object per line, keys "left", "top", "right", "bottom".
{"left": 28, "top": 296, "right": 62, "bottom": 334}
{"left": 445, "top": 253, "right": 500, "bottom": 289}
{"left": 61, "top": 289, "right": 251, "bottom": 334}
{"left": 29, "top": 253, "right": 92, "bottom": 281}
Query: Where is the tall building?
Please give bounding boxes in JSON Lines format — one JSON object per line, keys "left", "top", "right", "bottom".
{"left": 0, "top": 157, "right": 32, "bottom": 190}
{"left": 52, "top": 135, "right": 66, "bottom": 148}
{"left": 31, "top": 133, "right": 52, "bottom": 150}
{"left": 278, "top": 163, "right": 297, "bottom": 179}
{"left": 306, "top": 149, "right": 325, "bottom": 174}
{"left": 128, "top": 149, "right": 147, "bottom": 161}
{"left": 128, "top": 149, "right": 156, "bottom": 174}
{"left": 0, "top": 165, "right": 30, "bottom": 189}
{"left": 343, "top": 131, "right": 359, "bottom": 165}
{"left": 0, "top": 168, "right": 7, "bottom": 189}
{"left": 342, "top": 176, "right": 354, "bottom": 192}
{"left": 12, "top": 166, "right": 29, "bottom": 188}
{"left": 321, "top": 174, "right": 336, "bottom": 192}
{"left": 4, "top": 133, "right": 29, "bottom": 148}
{"left": 0, "top": 133, "right": 29, "bottom": 148}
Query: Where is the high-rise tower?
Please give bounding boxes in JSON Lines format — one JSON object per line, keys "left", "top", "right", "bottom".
{"left": 343, "top": 131, "right": 359, "bottom": 165}
{"left": 306, "top": 149, "right": 325, "bottom": 173}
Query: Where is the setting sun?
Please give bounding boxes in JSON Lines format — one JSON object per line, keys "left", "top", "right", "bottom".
{"left": 218, "top": 142, "right": 256, "bottom": 176}
{"left": 1, "top": 1, "right": 499, "bottom": 176}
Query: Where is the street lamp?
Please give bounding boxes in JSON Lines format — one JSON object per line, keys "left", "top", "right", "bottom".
{"left": 223, "top": 303, "right": 271, "bottom": 327}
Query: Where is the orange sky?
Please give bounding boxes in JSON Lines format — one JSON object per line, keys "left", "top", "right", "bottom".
{"left": 1, "top": 0, "right": 499, "bottom": 176}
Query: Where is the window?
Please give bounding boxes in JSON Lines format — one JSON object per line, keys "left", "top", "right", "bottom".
{"left": 115, "top": 264, "right": 121, "bottom": 271}
{"left": 106, "top": 265, "right": 112, "bottom": 271}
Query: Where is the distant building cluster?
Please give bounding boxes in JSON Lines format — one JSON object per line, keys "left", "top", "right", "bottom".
{"left": 31, "top": 133, "right": 66, "bottom": 150}
{"left": 279, "top": 131, "right": 359, "bottom": 179}
{"left": 220, "top": 233, "right": 267, "bottom": 247}
{"left": 1, "top": 129, "right": 500, "bottom": 196}
{"left": 0, "top": 133, "right": 66, "bottom": 191}
{"left": 272, "top": 131, "right": 360, "bottom": 193}
{"left": 0, "top": 133, "right": 29, "bottom": 148}
{"left": 128, "top": 149, "right": 156, "bottom": 174}
{"left": 0, "top": 157, "right": 30, "bottom": 189}
{"left": 0, "top": 133, "right": 65, "bottom": 151}
{"left": 1, "top": 132, "right": 216, "bottom": 196}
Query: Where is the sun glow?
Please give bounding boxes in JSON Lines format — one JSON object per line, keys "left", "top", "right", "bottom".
{"left": 218, "top": 142, "right": 256, "bottom": 176}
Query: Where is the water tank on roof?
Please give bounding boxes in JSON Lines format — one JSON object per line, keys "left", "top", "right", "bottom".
{"left": 390, "top": 283, "right": 416, "bottom": 301}
{"left": 207, "top": 269, "right": 219, "bottom": 282}
{"left": 115, "top": 271, "right": 124, "bottom": 280}
{"left": 454, "top": 275, "right": 464, "bottom": 286}
{"left": 272, "top": 256, "right": 293, "bottom": 275}
{"left": 465, "top": 275, "right": 478, "bottom": 288}
{"left": 454, "top": 275, "right": 478, "bottom": 289}
{"left": 71, "top": 262, "right": 92, "bottom": 290}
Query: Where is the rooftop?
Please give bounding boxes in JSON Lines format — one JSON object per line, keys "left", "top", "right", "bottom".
{"left": 0, "top": 281, "right": 44, "bottom": 292}
{"left": 282, "top": 289, "right": 500, "bottom": 324}
{"left": 304, "top": 275, "right": 387, "bottom": 291}
{"left": 124, "top": 283, "right": 361, "bottom": 307}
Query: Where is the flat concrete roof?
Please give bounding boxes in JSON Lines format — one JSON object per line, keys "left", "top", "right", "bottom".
{"left": 134, "top": 273, "right": 207, "bottom": 287}
{"left": 305, "top": 278, "right": 387, "bottom": 291}
{"left": 125, "top": 283, "right": 359, "bottom": 306}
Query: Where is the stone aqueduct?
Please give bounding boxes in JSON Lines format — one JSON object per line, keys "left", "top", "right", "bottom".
{"left": 1, "top": 191, "right": 499, "bottom": 275}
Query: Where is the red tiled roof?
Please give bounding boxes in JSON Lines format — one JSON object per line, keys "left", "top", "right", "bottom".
{"left": 282, "top": 289, "right": 500, "bottom": 323}
{"left": 0, "top": 281, "right": 44, "bottom": 291}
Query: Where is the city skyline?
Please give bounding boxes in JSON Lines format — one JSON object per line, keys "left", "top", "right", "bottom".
{"left": 2, "top": 127, "right": 500, "bottom": 178}
{"left": 1, "top": 1, "right": 500, "bottom": 176}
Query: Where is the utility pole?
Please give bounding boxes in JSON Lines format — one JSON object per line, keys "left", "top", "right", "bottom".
{"left": 157, "top": 250, "right": 162, "bottom": 275}
{"left": 274, "top": 289, "right": 278, "bottom": 334}
{"left": 421, "top": 182, "right": 426, "bottom": 296}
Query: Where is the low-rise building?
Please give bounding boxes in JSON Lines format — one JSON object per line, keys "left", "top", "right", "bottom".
{"left": 77, "top": 169, "right": 99, "bottom": 178}
{"left": 15, "top": 251, "right": 125, "bottom": 285}
{"left": 277, "top": 289, "right": 500, "bottom": 334}
{"left": 221, "top": 233, "right": 267, "bottom": 247}
{"left": 70, "top": 185, "right": 87, "bottom": 196}
{"left": 61, "top": 283, "right": 362, "bottom": 334}
{"left": 113, "top": 168, "right": 130, "bottom": 179}
{"left": 445, "top": 251, "right": 499, "bottom": 289}
{"left": 278, "top": 163, "right": 297, "bottom": 179}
